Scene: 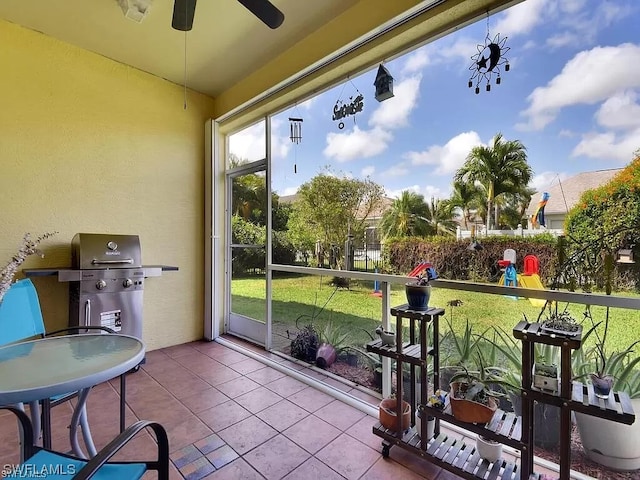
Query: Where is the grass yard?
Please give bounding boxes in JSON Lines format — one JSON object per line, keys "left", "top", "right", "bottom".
{"left": 231, "top": 273, "right": 640, "bottom": 356}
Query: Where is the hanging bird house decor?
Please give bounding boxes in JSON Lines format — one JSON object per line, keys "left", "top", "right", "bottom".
{"left": 331, "top": 81, "right": 364, "bottom": 130}
{"left": 374, "top": 64, "right": 394, "bottom": 102}
{"left": 289, "top": 117, "right": 303, "bottom": 144}
{"left": 468, "top": 31, "right": 510, "bottom": 94}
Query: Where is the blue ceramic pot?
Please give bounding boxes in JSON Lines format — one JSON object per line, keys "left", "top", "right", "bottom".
{"left": 405, "top": 283, "right": 431, "bottom": 311}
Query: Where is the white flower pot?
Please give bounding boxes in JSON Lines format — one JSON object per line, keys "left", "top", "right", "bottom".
{"left": 575, "top": 398, "right": 640, "bottom": 471}
{"left": 415, "top": 410, "right": 435, "bottom": 440}
{"left": 476, "top": 436, "right": 502, "bottom": 463}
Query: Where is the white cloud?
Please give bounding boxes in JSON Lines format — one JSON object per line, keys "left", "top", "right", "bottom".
{"left": 228, "top": 119, "right": 290, "bottom": 161}
{"left": 493, "top": 0, "right": 548, "bottom": 37}
{"left": 571, "top": 91, "right": 640, "bottom": 163}
{"left": 386, "top": 185, "right": 421, "bottom": 199}
{"left": 323, "top": 126, "right": 393, "bottom": 162}
{"left": 380, "top": 163, "right": 410, "bottom": 178}
{"left": 522, "top": 40, "right": 537, "bottom": 50}
{"left": 402, "top": 48, "right": 430, "bottom": 74}
{"left": 280, "top": 186, "right": 299, "bottom": 196}
{"left": 530, "top": 171, "right": 569, "bottom": 192}
{"left": 558, "top": 129, "right": 576, "bottom": 138}
{"left": 571, "top": 129, "right": 640, "bottom": 162}
{"left": 369, "top": 75, "right": 422, "bottom": 129}
{"left": 229, "top": 122, "right": 265, "bottom": 161}
{"left": 594, "top": 91, "right": 640, "bottom": 130}
{"left": 403, "top": 131, "right": 484, "bottom": 175}
{"left": 361, "top": 166, "right": 376, "bottom": 177}
{"left": 544, "top": 2, "right": 632, "bottom": 50}
{"left": 518, "top": 44, "right": 640, "bottom": 130}
{"left": 298, "top": 97, "right": 316, "bottom": 110}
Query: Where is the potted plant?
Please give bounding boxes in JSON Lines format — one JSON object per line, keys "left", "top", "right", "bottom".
{"left": 539, "top": 307, "right": 580, "bottom": 337}
{"left": 533, "top": 362, "right": 559, "bottom": 393}
{"left": 290, "top": 323, "right": 319, "bottom": 362}
{"left": 405, "top": 267, "right": 437, "bottom": 311}
{"left": 573, "top": 307, "right": 640, "bottom": 470}
{"left": 483, "top": 326, "right": 561, "bottom": 449}
{"left": 476, "top": 435, "right": 502, "bottom": 463}
{"left": 315, "top": 321, "right": 349, "bottom": 369}
{"left": 379, "top": 395, "right": 411, "bottom": 432}
{"left": 585, "top": 306, "right": 614, "bottom": 398}
{"left": 415, "top": 404, "right": 435, "bottom": 440}
{"left": 449, "top": 366, "right": 500, "bottom": 424}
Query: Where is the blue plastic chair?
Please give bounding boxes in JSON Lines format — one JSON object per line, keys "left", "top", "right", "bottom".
{"left": 0, "top": 278, "right": 112, "bottom": 453}
{"left": 2, "top": 405, "right": 169, "bottom": 479}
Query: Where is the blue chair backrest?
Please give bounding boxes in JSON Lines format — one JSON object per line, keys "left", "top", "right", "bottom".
{"left": 0, "top": 279, "right": 46, "bottom": 346}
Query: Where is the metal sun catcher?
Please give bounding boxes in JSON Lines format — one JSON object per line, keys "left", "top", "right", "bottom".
{"left": 332, "top": 93, "right": 364, "bottom": 130}
{"left": 468, "top": 32, "right": 510, "bottom": 94}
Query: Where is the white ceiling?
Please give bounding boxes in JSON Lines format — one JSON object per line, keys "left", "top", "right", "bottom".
{"left": 0, "top": 0, "right": 359, "bottom": 98}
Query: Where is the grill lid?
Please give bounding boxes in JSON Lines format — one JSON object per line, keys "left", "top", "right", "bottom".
{"left": 72, "top": 233, "right": 142, "bottom": 269}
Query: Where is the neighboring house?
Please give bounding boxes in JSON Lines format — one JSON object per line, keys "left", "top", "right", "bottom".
{"left": 526, "top": 168, "right": 622, "bottom": 231}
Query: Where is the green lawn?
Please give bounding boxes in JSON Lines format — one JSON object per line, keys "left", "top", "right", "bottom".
{"left": 231, "top": 273, "right": 640, "bottom": 355}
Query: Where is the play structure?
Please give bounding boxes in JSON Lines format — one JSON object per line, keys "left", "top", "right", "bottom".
{"left": 408, "top": 262, "right": 438, "bottom": 280}
{"left": 498, "top": 251, "right": 546, "bottom": 306}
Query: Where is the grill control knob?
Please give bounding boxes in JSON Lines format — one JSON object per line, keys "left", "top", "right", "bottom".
{"left": 123, "top": 278, "right": 133, "bottom": 288}
{"left": 96, "top": 280, "right": 107, "bottom": 290}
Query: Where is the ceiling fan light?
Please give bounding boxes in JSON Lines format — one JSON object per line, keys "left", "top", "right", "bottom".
{"left": 117, "top": 0, "right": 153, "bottom": 23}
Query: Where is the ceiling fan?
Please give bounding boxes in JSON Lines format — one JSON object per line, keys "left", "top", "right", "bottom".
{"left": 172, "top": 0, "right": 285, "bottom": 31}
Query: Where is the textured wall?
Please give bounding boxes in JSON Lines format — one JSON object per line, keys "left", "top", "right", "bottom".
{"left": 0, "top": 19, "right": 216, "bottom": 350}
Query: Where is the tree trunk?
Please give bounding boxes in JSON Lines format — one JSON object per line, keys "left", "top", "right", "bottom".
{"left": 487, "top": 198, "right": 493, "bottom": 230}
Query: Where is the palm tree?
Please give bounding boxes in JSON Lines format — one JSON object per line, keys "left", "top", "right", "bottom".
{"left": 379, "top": 191, "right": 431, "bottom": 238}
{"left": 449, "top": 181, "right": 485, "bottom": 228}
{"left": 496, "top": 186, "right": 536, "bottom": 228}
{"left": 426, "top": 197, "right": 457, "bottom": 236}
{"left": 454, "top": 133, "right": 532, "bottom": 230}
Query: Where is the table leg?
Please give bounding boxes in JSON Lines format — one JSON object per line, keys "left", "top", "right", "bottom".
{"left": 70, "top": 388, "right": 95, "bottom": 458}
{"left": 40, "top": 398, "right": 51, "bottom": 449}
{"left": 120, "top": 373, "right": 126, "bottom": 433}
{"left": 27, "top": 401, "right": 41, "bottom": 446}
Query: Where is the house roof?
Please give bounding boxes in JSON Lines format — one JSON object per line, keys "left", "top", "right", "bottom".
{"left": 527, "top": 168, "right": 622, "bottom": 215}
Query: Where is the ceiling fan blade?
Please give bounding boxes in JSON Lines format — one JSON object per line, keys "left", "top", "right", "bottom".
{"left": 172, "top": 0, "right": 197, "bottom": 31}
{"left": 237, "top": 0, "right": 284, "bottom": 29}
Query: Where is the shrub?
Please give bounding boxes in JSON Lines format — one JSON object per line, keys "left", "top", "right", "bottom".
{"left": 564, "top": 154, "right": 640, "bottom": 291}
{"left": 383, "top": 235, "right": 557, "bottom": 284}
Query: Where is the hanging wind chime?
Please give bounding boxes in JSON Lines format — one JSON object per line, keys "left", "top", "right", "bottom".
{"left": 331, "top": 80, "right": 364, "bottom": 130}
{"left": 288, "top": 116, "right": 303, "bottom": 173}
{"left": 468, "top": 14, "right": 510, "bottom": 94}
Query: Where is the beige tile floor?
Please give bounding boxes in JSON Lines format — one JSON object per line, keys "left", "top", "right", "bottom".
{"left": 0, "top": 337, "right": 560, "bottom": 479}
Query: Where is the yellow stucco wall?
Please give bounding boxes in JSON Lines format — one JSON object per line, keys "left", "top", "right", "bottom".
{"left": 0, "top": 19, "right": 216, "bottom": 350}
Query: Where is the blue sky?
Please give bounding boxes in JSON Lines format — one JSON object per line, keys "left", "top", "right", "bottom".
{"left": 229, "top": 0, "right": 640, "bottom": 201}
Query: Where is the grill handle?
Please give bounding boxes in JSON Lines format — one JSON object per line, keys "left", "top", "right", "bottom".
{"left": 84, "top": 299, "right": 91, "bottom": 329}
{"left": 91, "top": 259, "right": 134, "bottom": 265}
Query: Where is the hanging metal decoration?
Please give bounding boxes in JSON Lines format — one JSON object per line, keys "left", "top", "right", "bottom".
{"left": 331, "top": 80, "right": 364, "bottom": 129}
{"left": 289, "top": 117, "right": 303, "bottom": 144}
{"left": 468, "top": 15, "right": 510, "bottom": 94}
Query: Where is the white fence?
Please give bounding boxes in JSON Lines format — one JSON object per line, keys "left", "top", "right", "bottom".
{"left": 456, "top": 225, "right": 564, "bottom": 240}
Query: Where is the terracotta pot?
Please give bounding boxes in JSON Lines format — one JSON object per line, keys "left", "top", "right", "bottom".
{"left": 379, "top": 398, "right": 411, "bottom": 432}
{"left": 449, "top": 382, "right": 497, "bottom": 424}
{"left": 315, "top": 343, "right": 337, "bottom": 369}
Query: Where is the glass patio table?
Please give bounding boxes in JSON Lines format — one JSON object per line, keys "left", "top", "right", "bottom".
{"left": 0, "top": 334, "right": 144, "bottom": 458}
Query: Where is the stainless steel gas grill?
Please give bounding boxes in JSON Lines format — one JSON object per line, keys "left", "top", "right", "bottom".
{"left": 24, "top": 233, "right": 177, "bottom": 340}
